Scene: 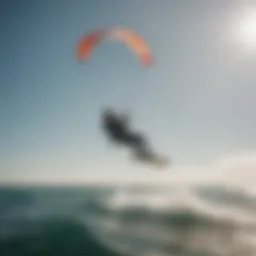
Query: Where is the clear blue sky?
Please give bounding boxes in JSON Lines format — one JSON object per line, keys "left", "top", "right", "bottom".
{"left": 1, "top": 0, "right": 256, "bottom": 183}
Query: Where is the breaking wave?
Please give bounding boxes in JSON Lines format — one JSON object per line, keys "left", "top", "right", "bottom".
{"left": 83, "top": 184, "right": 256, "bottom": 256}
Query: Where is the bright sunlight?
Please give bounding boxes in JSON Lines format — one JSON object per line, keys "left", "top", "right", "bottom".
{"left": 237, "top": 7, "right": 256, "bottom": 50}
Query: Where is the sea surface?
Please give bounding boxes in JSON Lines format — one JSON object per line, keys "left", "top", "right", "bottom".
{"left": 1, "top": 183, "right": 256, "bottom": 256}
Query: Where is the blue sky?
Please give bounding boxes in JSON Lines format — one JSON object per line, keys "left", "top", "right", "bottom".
{"left": 1, "top": 0, "right": 256, "bottom": 183}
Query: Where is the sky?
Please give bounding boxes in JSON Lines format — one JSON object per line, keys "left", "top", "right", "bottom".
{"left": 1, "top": 0, "right": 256, "bottom": 184}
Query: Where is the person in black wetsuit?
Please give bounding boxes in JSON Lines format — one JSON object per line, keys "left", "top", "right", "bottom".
{"left": 101, "top": 107, "right": 169, "bottom": 167}
{"left": 101, "top": 107, "right": 146, "bottom": 149}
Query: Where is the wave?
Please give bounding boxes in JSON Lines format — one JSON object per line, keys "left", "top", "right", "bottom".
{"left": 1, "top": 184, "right": 256, "bottom": 256}
{"left": 84, "top": 184, "right": 256, "bottom": 256}
{"left": 195, "top": 185, "right": 256, "bottom": 213}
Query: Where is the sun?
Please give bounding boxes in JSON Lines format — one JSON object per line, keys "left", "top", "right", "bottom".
{"left": 237, "top": 8, "right": 256, "bottom": 49}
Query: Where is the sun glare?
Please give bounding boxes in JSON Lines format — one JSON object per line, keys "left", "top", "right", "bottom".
{"left": 238, "top": 8, "right": 256, "bottom": 49}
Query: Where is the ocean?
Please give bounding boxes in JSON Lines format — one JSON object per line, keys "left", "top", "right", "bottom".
{"left": 0, "top": 184, "right": 256, "bottom": 256}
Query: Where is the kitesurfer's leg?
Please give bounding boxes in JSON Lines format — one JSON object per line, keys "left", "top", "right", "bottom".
{"left": 125, "top": 132, "right": 148, "bottom": 149}
{"left": 132, "top": 146, "right": 169, "bottom": 167}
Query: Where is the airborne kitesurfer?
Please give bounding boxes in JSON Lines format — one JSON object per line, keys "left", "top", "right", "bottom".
{"left": 101, "top": 107, "right": 169, "bottom": 167}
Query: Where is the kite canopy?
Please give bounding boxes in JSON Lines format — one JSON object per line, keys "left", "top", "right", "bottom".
{"left": 76, "top": 27, "right": 153, "bottom": 65}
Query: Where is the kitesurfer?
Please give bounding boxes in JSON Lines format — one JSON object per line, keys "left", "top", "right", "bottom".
{"left": 101, "top": 107, "right": 146, "bottom": 149}
{"left": 101, "top": 107, "right": 169, "bottom": 167}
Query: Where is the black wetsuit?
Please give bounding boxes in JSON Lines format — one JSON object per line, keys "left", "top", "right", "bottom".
{"left": 102, "top": 112, "right": 146, "bottom": 150}
{"left": 101, "top": 110, "right": 166, "bottom": 165}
